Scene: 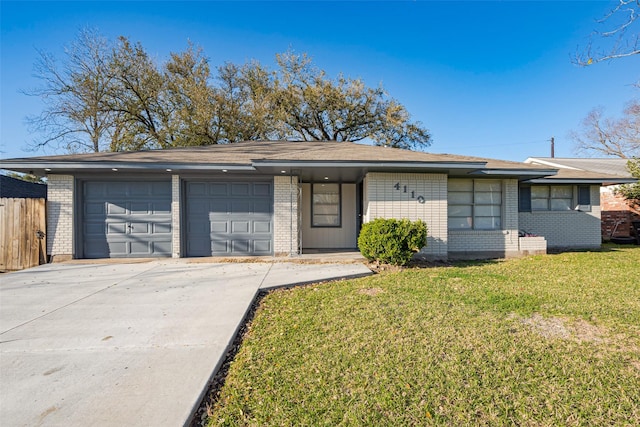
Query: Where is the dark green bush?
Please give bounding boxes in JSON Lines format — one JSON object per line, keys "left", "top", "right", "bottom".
{"left": 358, "top": 218, "right": 427, "bottom": 266}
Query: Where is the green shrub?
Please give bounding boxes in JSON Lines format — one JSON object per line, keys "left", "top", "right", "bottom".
{"left": 358, "top": 218, "right": 427, "bottom": 266}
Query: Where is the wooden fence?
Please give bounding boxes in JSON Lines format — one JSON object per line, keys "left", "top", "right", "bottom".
{"left": 0, "top": 198, "right": 46, "bottom": 271}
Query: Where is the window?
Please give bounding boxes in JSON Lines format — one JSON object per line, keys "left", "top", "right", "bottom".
{"left": 578, "top": 186, "right": 591, "bottom": 206}
{"left": 519, "top": 185, "right": 591, "bottom": 212}
{"left": 312, "top": 183, "right": 341, "bottom": 227}
{"left": 448, "top": 179, "right": 502, "bottom": 230}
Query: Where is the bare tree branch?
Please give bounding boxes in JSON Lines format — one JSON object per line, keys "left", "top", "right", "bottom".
{"left": 574, "top": 0, "right": 640, "bottom": 68}
{"left": 571, "top": 101, "right": 640, "bottom": 158}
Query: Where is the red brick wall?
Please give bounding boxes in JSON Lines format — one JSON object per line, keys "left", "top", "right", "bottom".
{"left": 601, "top": 189, "right": 640, "bottom": 239}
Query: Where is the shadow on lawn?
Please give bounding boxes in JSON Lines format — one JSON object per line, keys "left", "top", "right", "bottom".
{"left": 547, "top": 243, "right": 638, "bottom": 256}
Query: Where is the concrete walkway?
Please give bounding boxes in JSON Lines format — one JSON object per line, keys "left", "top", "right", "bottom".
{"left": 0, "top": 260, "right": 371, "bottom": 427}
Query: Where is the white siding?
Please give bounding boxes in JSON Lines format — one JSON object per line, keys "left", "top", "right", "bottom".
{"left": 301, "top": 183, "right": 357, "bottom": 249}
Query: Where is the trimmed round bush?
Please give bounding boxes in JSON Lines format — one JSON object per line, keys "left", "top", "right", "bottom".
{"left": 358, "top": 218, "right": 427, "bottom": 266}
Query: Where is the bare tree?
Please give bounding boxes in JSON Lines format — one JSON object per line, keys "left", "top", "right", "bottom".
{"left": 24, "top": 28, "right": 115, "bottom": 153}
{"left": 575, "top": 0, "right": 639, "bottom": 68}
{"left": 570, "top": 100, "right": 640, "bottom": 158}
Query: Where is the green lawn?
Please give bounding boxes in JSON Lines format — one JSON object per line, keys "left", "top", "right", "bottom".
{"left": 209, "top": 246, "right": 640, "bottom": 426}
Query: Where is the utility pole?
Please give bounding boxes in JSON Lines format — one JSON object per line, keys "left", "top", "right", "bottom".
{"left": 550, "top": 136, "right": 555, "bottom": 158}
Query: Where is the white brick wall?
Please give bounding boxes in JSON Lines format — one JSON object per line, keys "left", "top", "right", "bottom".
{"left": 273, "top": 175, "right": 299, "bottom": 255}
{"left": 519, "top": 186, "right": 601, "bottom": 249}
{"left": 171, "top": 175, "right": 181, "bottom": 258}
{"left": 519, "top": 236, "right": 547, "bottom": 254}
{"left": 448, "top": 179, "right": 520, "bottom": 257}
{"left": 364, "top": 172, "right": 448, "bottom": 258}
{"left": 46, "top": 175, "right": 74, "bottom": 258}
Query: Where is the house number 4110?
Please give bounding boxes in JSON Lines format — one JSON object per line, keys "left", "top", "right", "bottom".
{"left": 393, "top": 182, "right": 426, "bottom": 204}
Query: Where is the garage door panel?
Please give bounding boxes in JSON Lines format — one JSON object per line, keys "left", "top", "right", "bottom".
{"left": 107, "top": 223, "right": 127, "bottom": 234}
{"left": 153, "top": 201, "right": 171, "bottom": 214}
{"left": 188, "top": 182, "right": 208, "bottom": 196}
{"left": 188, "top": 221, "right": 207, "bottom": 234}
{"left": 231, "top": 221, "right": 250, "bottom": 233}
{"left": 253, "top": 200, "right": 271, "bottom": 214}
{"left": 106, "top": 183, "right": 128, "bottom": 196}
{"left": 254, "top": 221, "right": 271, "bottom": 233}
{"left": 231, "top": 240, "right": 250, "bottom": 253}
{"left": 188, "top": 200, "right": 208, "bottom": 214}
{"left": 210, "top": 221, "right": 227, "bottom": 233}
{"left": 187, "top": 239, "right": 210, "bottom": 255}
{"left": 153, "top": 223, "right": 172, "bottom": 234}
{"left": 254, "top": 240, "right": 272, "bottom": 253}
{"left": 84, "top": 222, "right": 104, "bottom": 235}
{"left": 83, "top": 181, "right": 171, "bottom": 258}
{"left": 107, "top": 203, "right": 127, "bottom": 215}
{"left": 85, "top": 202, "right": 105, "bottom": 215}
{"left": 231, "top": 183, "right": 250, "bottom": 196}
{"left": 211, "top": 200, "right": 228, "bottom": 213}
{"left": 210, "top": 183, "right": 228, "bottom": 196}
{"left": 231, "top": 200, "right": 250, "bottom": 214}
{"left": 253, "top": 183, "right": 271, "bottom": 196}
{"left": 130, "top": 202, "right": 151, "bottom": 215}
{"left": 211, "top": 240, "right": 228, "bottom": 253}
{"left": 129, "top": 222, "right": 150, "bottom": 234}
{"left": 153, "top": 241, "right": 172, "bottom": 254}
{"left": 186, "top": 180, "right": 273, "bottom": 256}
{"left": 130, "top": 241, "right": 150, "bottom": 254}
{"left": 130, "top": 182, "right": 152, "bottom": 196}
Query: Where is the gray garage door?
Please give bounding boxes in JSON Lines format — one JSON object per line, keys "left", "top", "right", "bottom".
{"left": 83, "top": 181, "right": 172, "bottom": 258}
{"left": 186, "top": 181, "right": 273, "bottom": 256}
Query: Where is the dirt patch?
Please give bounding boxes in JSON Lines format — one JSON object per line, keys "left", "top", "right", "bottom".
{"left": 358, "top": 287, "right": 385, "bottom": 296}
{"left": 518, "top": 313, "right": 607, "bottom": 343}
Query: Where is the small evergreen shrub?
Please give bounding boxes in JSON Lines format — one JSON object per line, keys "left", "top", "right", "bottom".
{"left": 358, "top": 218, "right": 427, "bottom": 266}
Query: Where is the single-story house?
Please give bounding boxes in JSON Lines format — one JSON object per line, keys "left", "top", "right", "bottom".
{"left": 0, "top": 174, "right": 47, "bottom": 199}
{"left": 525, "top": 157, "right": 639, "bottom": 240}
{"left": 1, "top": 141, "right": 635, "bottom": 261}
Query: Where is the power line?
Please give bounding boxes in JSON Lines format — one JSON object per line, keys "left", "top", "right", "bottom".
{"left": 450, "top": 139, "right": 549, "bottom": 149}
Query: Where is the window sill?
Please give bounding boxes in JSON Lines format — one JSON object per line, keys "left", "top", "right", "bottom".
{"left": 448, "top": 229, "right": 510, "bottom": 235}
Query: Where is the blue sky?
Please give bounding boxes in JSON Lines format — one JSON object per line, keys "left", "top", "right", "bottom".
{"left": 1, "top": 1, "right": 638, "bottom": 161}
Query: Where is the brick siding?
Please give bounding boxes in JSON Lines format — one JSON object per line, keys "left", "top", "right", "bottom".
{"left": 519, "top": 186, "right": 601, "bottom": 249}
{"left": 171, "top": 175, "right": 181, "bottom": 258}
{"left": 273, "top": 175, "right": 299, "bottom": 255}
{"left": 600, "top": 186, "right": 640, "bottom": 239}
{"left": 46, "top": 175, "right": 74, "bottom": 259}
{"left": 364, "top": 172, "right": 448, "bottom": 259}
{"left": 448, "top": 179, "right": 520, "bottom": 258}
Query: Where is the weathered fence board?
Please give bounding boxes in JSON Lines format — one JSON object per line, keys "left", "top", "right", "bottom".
{"left": 0, "top": 198, "right": 46, "bottom": 271}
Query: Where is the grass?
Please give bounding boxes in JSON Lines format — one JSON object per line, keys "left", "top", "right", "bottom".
{"left": 209, "top": 246, "right": 640, "bottom": 426}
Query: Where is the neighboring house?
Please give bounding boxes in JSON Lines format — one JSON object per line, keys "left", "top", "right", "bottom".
{"left": 1, "top": 141, "right": 634, "bottom": 262}
{"left": 0, "top": 174, "right": 47, "bottom": 199}
{"left": 525, "top": 158, "right": 639, "bottom": 240}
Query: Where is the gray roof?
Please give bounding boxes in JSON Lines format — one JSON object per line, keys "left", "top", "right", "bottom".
{"left": 0, "top": 175, "right": 47, "bottom": 198}
{"left": 525, "top": 157, "right": 634, "bottom": 178}
{"left": 0, "top": 141, "right": 631, "bottom": 183}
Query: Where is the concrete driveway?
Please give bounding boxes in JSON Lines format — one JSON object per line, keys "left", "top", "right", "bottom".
{"left": 0, "top": 259, "right": 371, "bottom": 427}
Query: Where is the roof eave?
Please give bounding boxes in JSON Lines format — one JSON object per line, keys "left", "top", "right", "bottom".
{"left": 251, "top": 160, "right": 488, "bottom": 169}
{"left": 1, "top": 162, "right": 256, "bottom": 175}
{"left": 468, "top": 168, "right": 558, "bottom": 180}
{"left": 524, "top": 178, "right": 637, "bottom": 184}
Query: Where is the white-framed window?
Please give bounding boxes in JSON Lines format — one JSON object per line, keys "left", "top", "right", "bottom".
{"left": 448, "top": 179, "right": 502, "bottom": 230}
{"left": 312, "top": 183, "right": 341, "bottom": 227}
